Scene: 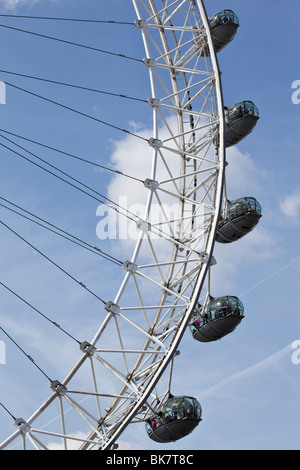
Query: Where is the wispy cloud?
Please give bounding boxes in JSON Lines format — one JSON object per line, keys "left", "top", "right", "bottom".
{"left": 225, "top": 146, "right": 266, "bottom": 197}
{"left": 200, "top": 343, "right": 293, "bottom": 399}
{"left": 239, "top": 254, "right": 300, "bottom": 299}
{"left": 280, "top": 188, "right": 300, "bottom": 222}
{"left": 0, "top": 0, "right": 39, "bottom": 12}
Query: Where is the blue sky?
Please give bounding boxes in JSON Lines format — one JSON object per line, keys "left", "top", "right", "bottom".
{"left": 0, "top": 0, "right": 299, "bottom": 451}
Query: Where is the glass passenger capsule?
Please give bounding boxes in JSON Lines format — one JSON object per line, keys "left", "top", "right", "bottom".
{"left": 208, "top": 9, "right": 240, "bottom": 53}
{"left": 195, "top": 9, "right": 239, "bottom": 56}
{"left": 225, "top": 101, "right": 260, "bottom": 147}
{"left": 216, "top": 197, "right": 262, "bottom": 244}
{"left": 190, "top": 296, "right": 244, "bottom": 343}
{"left": 146, "top": 396, "right": 202, "bottom": 443}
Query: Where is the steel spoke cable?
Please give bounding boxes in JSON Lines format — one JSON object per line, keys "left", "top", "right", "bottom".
{"left": 0, "top": 134, "right": 192, "bottom": 249}
{"left": 0, "top": 69, "right": 146, "bottom": 104}
{"left": 0, "top": 133, "right": 188, "bottom": 245}
{"left": 0, "top": 199, "right": 122, "bottom": 267}
{"left": 0, "top": 219, "right": 107, "bottom": 305}
{"left": 0, "top": 203, "right": 122, "bottom": 266}
{"left": 0, "top": 143, "right": 155, "bottom": 261}
{"left": 0, "top": 15, "right": 134, "bottom": 25}
{"left": 0, "top": 402, "right": 16, "bottom": 421}
{"left": 0, "top": 138, "right": 191, "bottom": 251}
{"left": 0, "top": 325, "right": 53, "bottom": 383}
{"left": 0, "top": 134, "right": 115, "bottom": 200}
{"left": 0, "top": 127, "right": 144, "bottom": 184}
{"left": 0, "top": 23, "right": 141, "bottom": 62}
{"left": 0, "top": 281, "right": 80, "bottom": 344}
{"left": 0, "top": 137, "right": 141, "bottom": 227}
{"left": 0, "top": 138, "right": 205, "bottom": 263}
{"left": 0, "top": 134, "right": 187, "bottom": 251}
{"left": 5, "top": 81, "right": 147, "bottom": 142}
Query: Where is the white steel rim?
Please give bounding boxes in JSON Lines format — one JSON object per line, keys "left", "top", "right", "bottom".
{"left": 1, "top": 0, "right": 225, "bottom": 451}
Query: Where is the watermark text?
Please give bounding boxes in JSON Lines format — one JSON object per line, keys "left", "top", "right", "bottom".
{"left": 291, "top": 80, "right": 300, "bottom": 105}
{"left": 0, "top": 340, "right": 6, "bottom": 365}
{"left": 96, "top": 197, "right": 191, "bottom": 241}
{"left": 291, "top": 340, "right": 300, "bottom": 365}
{"left": 0, "top": 81, "right": 6, "bottom": 105}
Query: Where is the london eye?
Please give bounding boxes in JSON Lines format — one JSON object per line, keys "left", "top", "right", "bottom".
{"left": 0, "top": 1, "right": 261, "bottom": 450}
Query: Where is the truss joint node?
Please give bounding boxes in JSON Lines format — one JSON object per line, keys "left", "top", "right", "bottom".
{"left": 50, "top": 380, "right": 68, "bottom": 396}
{"left": 136, "top": 219, "right": 151, "bottom": 233}
{"left": 104, "top": 301, "right": 120, "bottom": 315}
{"left": 80, "top": 341, "right": 97, "bottom": 356}
{"left": 159, "top": 281, "right": 174, "bottom": 296}
{"left": 143, "top": 58, "right": 156, "bottom": 68}
{"left": 200, "top": 251, "right": 217, "bottom": 266}
{"left": 14, "top": 418, "right": 31, "bottom": 434}
{"left": 174, "top": 238, "right": 185, "bottom": 251}
{"left": 134, "top": 19, "right": 147, "bottom": 29}
{"left": 122, "top": 260, "right": 138, "bottom": 273}
{"left": 147, "top": 97, "right": 161, "bottom": 108}
{"left": 144, "top": 178, "right": 159, "bottom": 190}
{"left": 126, "top": 371, "right": 135, "bottom": 383}
{"left": 148, "top": 137, "right": 163, "bottom": 149}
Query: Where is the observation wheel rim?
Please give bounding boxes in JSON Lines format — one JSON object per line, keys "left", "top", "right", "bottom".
{"left": 0, "top": 0, "right": 225, "bottom": 451}
{"left": 92, "top": 0, "right": 226, "bottom": 450}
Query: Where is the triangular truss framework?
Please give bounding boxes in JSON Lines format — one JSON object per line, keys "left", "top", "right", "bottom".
{"left": 0, "top": 0, "right": 225, "bottom": 450}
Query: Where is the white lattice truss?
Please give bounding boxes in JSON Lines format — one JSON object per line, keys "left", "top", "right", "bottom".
{"left": 1, "top": 0, "right": 225, "bottom": 450}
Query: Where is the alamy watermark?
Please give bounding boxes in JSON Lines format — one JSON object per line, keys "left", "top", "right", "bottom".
{"left": 0, "top": 85, "right": 5, "bottom": 362}
{"left": 0, "top": 82, "right": 6, "bottom": 364}
{"left": 0, "top": 340, "right": 6, "bottom": 365}
{"left": 291, "top": 340, "right": 300, "bottom": 365}
{"left": 291, "top": 80, "right": 300, "bottom": 105}
{"left": 0, "top": 81, "right": 6, "bottom": 105}
{"left": 96, "top": 196, "right": 196, "bottom": 241}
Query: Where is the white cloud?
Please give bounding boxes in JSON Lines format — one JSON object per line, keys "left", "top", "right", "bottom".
{"left": 46, "top": 431, "right": 87, "bottom": 450}
{"left": 0, "top": 0, "right": 39, "bottom": 11}
{"left": 101, "top": 122, "right": 274, "bottom": 299}
{"left": 100, "top": 117, "right": 186, "bottom": 261}
{"left": 212, "top": 225, "right": 276, "bottom": 294}
{"left": 279, "top": 189, "right": 300, "bottom": 221}
{"left": 106, "top": 131, "right": 267, "bottom": 242}
{"left": 225, "top": 146, "right": 266, "bottom": 198}
{"left": 200, "top": 343, "right": 293, "bottom": 400}
{"left": 104, "top": 122, "right": 268, "bottom": 252}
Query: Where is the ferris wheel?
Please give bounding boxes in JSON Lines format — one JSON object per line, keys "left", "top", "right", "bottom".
{"left": 0, "top": 0, "right": 261, "bottom": 450}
